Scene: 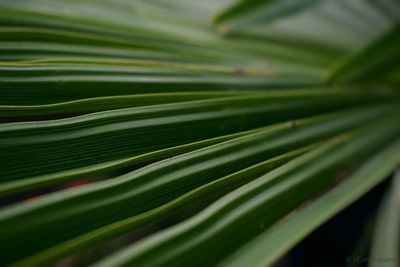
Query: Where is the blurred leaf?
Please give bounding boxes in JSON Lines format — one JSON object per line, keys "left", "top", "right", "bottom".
{"left": 214, "top": 0, "right": 323, "bottom": 25}
{"left": 221, "top": 140, "right": 400, "bottom": 267}
{"left": 84, "top": 116, "right": 400, "bottom": 267}
{"left": 326, "top": 25, "right": 400, "bottom": 85}
{"left": 369, "top": 169, "right": 400, "bottom": 267}
{"left": 0, "top": 1, "right": 399, "bottom": 266}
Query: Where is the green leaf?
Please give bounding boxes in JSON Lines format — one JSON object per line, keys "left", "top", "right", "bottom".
{"left": 13, "top": 147, "right": 308, "bottom": 267}
{"left": 0, "top": 92, "right": 238, "bottom": 118}
{"left": 1, "top": 108, "right": 398, "bottom": 265}
{"left": 220, "top": 140, "right": 400, "bottom": 267}
{"left": 0, "top": 126, "right": 260, "bottom": 196}
{"left": 0, "top": 1, "right": 399, "bottom": 266}
{"left": 1, "top": 90, "right": 384, "bottom": 181}
{"left": 214, "top": 0, "right": 323, "bottom": 25}
{"left": 85, "top": 115, "right": 400, "bottom": 267}
{"left": 369, "top": 169, "right": 400, "bottom": 267}
{"left": 326, "top": 25, "right": 400, "bottom": 85}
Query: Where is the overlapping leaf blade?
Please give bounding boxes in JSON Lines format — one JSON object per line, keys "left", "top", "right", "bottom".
{"left": 0, "top": 0, "right": 399, "bottom": 267}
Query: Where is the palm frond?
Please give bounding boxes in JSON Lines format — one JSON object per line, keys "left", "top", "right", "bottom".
{"left": 0, "top": 0, "right": 399, "bottom": 266}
